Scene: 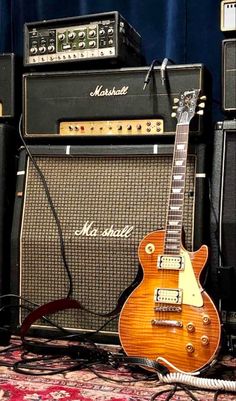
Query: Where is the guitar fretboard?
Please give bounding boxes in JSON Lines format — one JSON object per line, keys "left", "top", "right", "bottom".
{"left": 164, "top": 124, "right": 190, "bottom": 255}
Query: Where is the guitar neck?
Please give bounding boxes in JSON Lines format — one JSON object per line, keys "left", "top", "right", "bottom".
{"left": 164, "top": 123, "right": 190, "bottom": 255}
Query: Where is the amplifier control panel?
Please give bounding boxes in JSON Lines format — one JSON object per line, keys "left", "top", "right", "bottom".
{"left": 24, "top": 12, "right": 143, "bottom": 67}
{"left": 59, "top": 119, "right": 164, "bottom": 136}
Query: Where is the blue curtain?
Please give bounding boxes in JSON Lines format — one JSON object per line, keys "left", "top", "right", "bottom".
{"left": 0, "top": 0, "right": 224, "bottom": 120}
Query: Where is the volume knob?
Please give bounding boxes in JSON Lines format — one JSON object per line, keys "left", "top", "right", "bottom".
{"left": 48, "top": 45, "right": 55, "bottom": 53}
{"left": 68, "top": 32, "right": 76, "bottom": 40}
{"left": 38, "top": 46, "right": 46, "bottom": 54}
{"left": 58, "top": 33, "right": 65, "bottom": 41}
{"left": 30, "top": 47, "right": 37, "bottom": 55}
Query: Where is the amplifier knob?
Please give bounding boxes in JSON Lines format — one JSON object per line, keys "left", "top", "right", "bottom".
{"left": 99, "top": 29, "right": 106, "bottom": 36}
{"left": 38, "top": 46, "right": 46, "bottom": 54}
{"left": 58, "top": 33, "right": 65, "bottom": 41}
{"left": 88, "top": 30, "right": 96, "bottom": 38}
{"left": 108, "top": 27, "right": 114, "bottom": 35}
{"left": 117, "top": 125, "right": 122, "bottom": 130}
{"left": 30, "top": 47, "right": 37, "bottom": 55}
{"left": 127, "top": 125, "right": 132, "bottom": 130}
{"left": 89, "top": 40, "right": 96, "bottom": 48}
{"left": 108, "top": 39, "right": 114, "bottom": 45}
{"left": 79, "top": 42, "right": 85, "bottom": 49}
{"left": 78, "top": 31, "right": 85, "bottom": 39}
{"left": 136, "top": 124, "right": 142, "bottom": 130}
{"left": 48, "top": 45, "right": 55, "bottom": 53}
{"left": 68, "top": 32, "right": 76, "bottom": 40}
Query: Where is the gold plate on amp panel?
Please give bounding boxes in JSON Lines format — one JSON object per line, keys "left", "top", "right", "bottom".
{"left": 59, "top": 119, "right": 164, "bottom": 136}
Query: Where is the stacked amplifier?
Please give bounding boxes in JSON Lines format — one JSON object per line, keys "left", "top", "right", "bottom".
{"left": 11, "top": 12, "right": 211, "bottom": 340}
{"left": 0, "top": 54, "right": 18, "bottom": 321}
{"left": 208, "top": 1, "right": 236, "bottom": 350}
{"left": 221, "top": 0, "right": 236, "bottom": 112}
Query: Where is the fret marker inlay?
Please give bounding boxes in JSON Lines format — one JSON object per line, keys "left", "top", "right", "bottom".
{"left": 175, "top": 160, "right": 184, "bottom": 166}
{"left": 177, "top": 144, "right": 185, "bottom": 150}
{"left": 172, "top": 188, "right": 182, "bottom": 194}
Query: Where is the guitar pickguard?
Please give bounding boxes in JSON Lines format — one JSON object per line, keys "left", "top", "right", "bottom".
{"left": 178, "top": 249, "right": 203, "bottom": 307}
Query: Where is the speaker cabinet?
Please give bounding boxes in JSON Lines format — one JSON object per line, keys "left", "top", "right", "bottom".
{"left": 210, "top": 120, "right": 236, "bottom": 333}
{"left": 0, "top": 54, "right": 16, "bottom": 119}
{"left": 0, "top": 124, "right": 16, "bottom": 306}
{"left": 222, "top": 39, "right": 236, "bottom": 112}
{"left": 11, "top": 143, "right": 207, "bottom": 339}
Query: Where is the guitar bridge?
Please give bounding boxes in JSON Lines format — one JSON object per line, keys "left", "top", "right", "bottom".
{"left": 154, "top": 288, "right": 183, "bottom": 304}
{"left": 151, "top": 319, "right": 183, "bottom": 327}
{"left": 154, "top": 305, "right": 182, "bottom": 312}
{"left": 157, "top": 255, "right": 184, "bottom": 270}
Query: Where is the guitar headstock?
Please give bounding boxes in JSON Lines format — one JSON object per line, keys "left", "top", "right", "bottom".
{"left": 171, "top": 89, "right": 206, "bottom": 125}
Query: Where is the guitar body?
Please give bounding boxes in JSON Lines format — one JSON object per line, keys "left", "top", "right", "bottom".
{"left": 119, "top": 230, "right": 221, "bottom": 373}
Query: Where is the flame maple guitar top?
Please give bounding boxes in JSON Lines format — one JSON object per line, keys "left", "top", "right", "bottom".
{"left": 118, "top": 230, "right": 221, "bottom": 373}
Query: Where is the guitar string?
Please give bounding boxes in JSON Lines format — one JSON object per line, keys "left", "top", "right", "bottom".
{"left": 159, "top": 124, "right": 189, "bottom": 349}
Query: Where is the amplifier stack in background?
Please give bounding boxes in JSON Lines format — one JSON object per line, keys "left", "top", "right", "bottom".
{"left": 11, "top": 12, "right": 211, "bottom": 340}
{"left": 209, "top": 0, "right": 236, "bottom": 350}
{"left": 0, "top": 54, "right": 18, "bottom": 320}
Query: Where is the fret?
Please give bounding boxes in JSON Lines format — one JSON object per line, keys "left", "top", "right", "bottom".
{"left": 167, "top": 213, "right": 182, "bottom": 218}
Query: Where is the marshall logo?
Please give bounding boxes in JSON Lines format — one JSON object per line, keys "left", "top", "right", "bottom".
{"left": 75, "top": 221, "right": 134, "bottom": 238}
{"left": 90, "top": 85, "right": 129, "bottom": 97}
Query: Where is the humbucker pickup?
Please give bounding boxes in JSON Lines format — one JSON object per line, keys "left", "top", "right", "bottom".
{"left": 154, "top": 288, "right": 183, "bottom": 304}
{"left": 157, "top": 255, "right": 184, "bottom": 270}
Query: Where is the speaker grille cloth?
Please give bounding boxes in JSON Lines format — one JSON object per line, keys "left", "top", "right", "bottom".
{"left": 20, "top": 154, "right": 196, "bottom": 333}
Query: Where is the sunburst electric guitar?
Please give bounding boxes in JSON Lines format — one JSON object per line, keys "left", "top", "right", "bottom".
{"left": 119, "top": 90, "right": 221, "bottom": 373}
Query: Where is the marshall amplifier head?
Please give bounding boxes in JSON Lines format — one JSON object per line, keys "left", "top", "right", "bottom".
{"left": 11, "top": 143, "right": 207, "bottom": 339}
{"left": 23, "top": 64, "right": 210, "bottom": 140}
{"left": 24, "top": 12, "right": 144, "bottom": 69}
{"left": 0, "top": 54, "right": 16, "bottom": 119}
{"left": 222, "top": 39, "right": 236, "bottom": 112}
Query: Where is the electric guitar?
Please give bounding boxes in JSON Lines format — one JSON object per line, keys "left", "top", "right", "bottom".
{"left": 118, "top": 90, "right": 221, "bottom": 373}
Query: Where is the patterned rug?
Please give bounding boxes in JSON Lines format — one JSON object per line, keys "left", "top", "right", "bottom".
{"left": 0, "top": 338, "right": 235, "bottom": 401}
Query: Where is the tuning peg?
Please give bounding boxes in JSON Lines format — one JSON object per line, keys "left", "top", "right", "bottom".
{"left": 172, "top": 106, "right": 178, "bottom": 109}
{"left": 197, "top": 110, "right": 204, "bottom": 115}
{"left": 171, "top": 112, "right": 176, "bottom": 118}
{"left": 173, "top": 98, "right": 179, "bottom": 104}
{"left": 198, "top": 102, "right": 205, "bottom": 108}
{"left": 200, "top": 95, "right": 207, "bottom": 101}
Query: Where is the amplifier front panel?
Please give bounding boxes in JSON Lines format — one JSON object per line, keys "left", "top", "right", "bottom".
{"left": 11, "top": 145, "right": 206, "bottom": 336}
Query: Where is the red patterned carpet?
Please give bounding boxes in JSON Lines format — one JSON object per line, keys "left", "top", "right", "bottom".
{"left": 0, "top": 338, "right": 235, "bottom": 401}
